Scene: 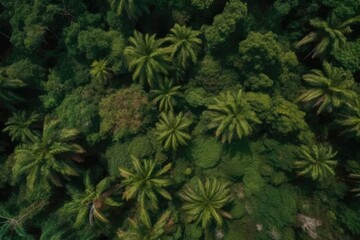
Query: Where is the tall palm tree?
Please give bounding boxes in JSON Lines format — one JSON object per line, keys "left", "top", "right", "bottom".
{"left": 164, "top": 24, "right": 202, "bottom": 69}
{"left": 337, "top": 99, "right": 360, "bottom": 137}
{"left": 296, "top": 15, "right": 360, "bottom": 58}
{"left": 117, "top": 210, "right": 173, "bottom": 240}
{"left": 12, "top": 116, "right": 85, "bottom": 191}
{"left": 151, "top": 78, "right": 181, "bottom": 112}
{"left": 179, "top": 177, "right": 232, "bottom": 229}
{"left": 3, "top": 111, "right": 39, "bottom": 143}
{"left": 296, "top": 62, "right": 356, "bottom": 114}
{"left": 90, "top": 60, "right": 112, "bottom": 85}
{"left": 124, "top": 31, "right": 170, "bottom": 87}
{"left": 155, "top": 111, "right": 192, "bottom": 151}
{"left": 109, "top": 0, "right": 150, "bottom": 20}
{"left": 293, "top": 144, "right": 337, "bottom": 181}
{"left": 207, "top": 89, "right": 260, "bottom": 143}
{"left": 0, "top": 71, "right": 26, "bottom": 110}
{"left": 62, "top": 172, "right": 122, "bottom": 228}
{"left": 119, "top": 156, "right": 172, "bottom": 213}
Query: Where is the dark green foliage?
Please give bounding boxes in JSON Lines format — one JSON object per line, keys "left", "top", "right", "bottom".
{"left": 3, "top": 111, "right": 39, "bottom": 143}
{"left": 244, "top": 73, "right": 273, "bottom": 92}
{"left": 204, "top": 0, "right": 248, "bottom": 49}
{"left": 339, "top": 207, "right": 360, "bottom": 236}
{"left": 190, "top": 136, "right": 223, "bottom": 169}
{"left": 333, "top": 39, "right": 360, "bottom": 73}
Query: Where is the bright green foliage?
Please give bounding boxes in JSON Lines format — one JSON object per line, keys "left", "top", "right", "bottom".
{"left": 179, "top": 177, "right": 232, "bottom": 229}
{"left": 0, "top": 200, "right": 47, "bottom": 240}
{"left": 337, "top": 99, "right": 360, "bottom": 137}
{"left": 190, "top": 136, "right": 223, "bottom": 169}
{"left": 99, "top": 86, "right": 149, "bottom": 140}
{"left": 164, "top": 24, "right": 202, "bottom": 69}
{"left": 109, "top": 0, "right": 150, "bottom": 20}
{"left": 3, "top": 111, "right": 39, "bottom": 143}
{"left": 119, "top": 156, "right": 172, "bottom": 212}
{"left": 12, "top": 116, "right": 85, "bottom": 191}
{"left": 293, "top": 144, "right": 338, "bottom": 181}
{"left": 62, "top": 172, "right": 122, "bottom": 228}
{"left": 90, "top": 60, "right": 112, "bottom": 85}
{"left": 297, "top": 62, "right": 356, "bottom": 114}
{"left": 207, "top": 90, "right": 261, "bottom": 143}
{"left": 204, "top": 0, "right": 248, "bottom": 49}
{"left": 151, "top": 78, "right": 181, "bottom": 112}
{"left": 117, "top": 210, "right": 172, "bottom": 239}
{"left": 296, "top": 15, "right": 360, "bottom": 58}
{"left": 0, "top": 71, "right": 26, "bottom": 109}
{"left": 155, "top": 112, "right": 192, "bottom": 151}
{"left": 124, "top": 31, "right": 170, "bottom": 87}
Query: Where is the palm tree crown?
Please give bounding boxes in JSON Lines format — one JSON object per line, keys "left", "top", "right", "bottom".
{"left": 179, "top": 177, "right": 232, "bottom": 229}
{"left": 90, "top": 59, "right": 112, "bottom": 85}
{"left": 0, "top": 70, "right": 26, "bottom": 109}
{"left": 296, "top": 15, "right": 360, "bottom": 58}
{"left": 296, "top": 62, "right": 356, "bottom": 114}
{"left": 62, "top": 172, "right": 122, "bottom": 228}
{"left": 337, "top": 99, "right": 360, "bottom": 137}
{"left": 109, "top": 0, "right": 150, "bottom": 20}
{"left": 12, "top": 116, "right": 85, "bottom": 191}
{"left": 207, "top": 89, "right": 260, "bottom": 143}
{"left": 164, "top": 24, "right": 202, "bottom": 69}
{"left": 151, "top": 78, "right": 181, "bottom": 112}
{"left": 293, "top": 144, "right": 337, "bottom": 181}
{"left": 124, "top": 31, "right": 170, "bottom": 87}
{"left": 155, "top": 111, "right": 192, "bottom": 151}
{"left": 3, "top": 111, "right": 39, "bottom": 143}
{"left": 119, "top": 156, "right": 172, "bottom": 212}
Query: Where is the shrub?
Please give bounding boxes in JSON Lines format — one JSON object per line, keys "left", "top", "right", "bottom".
{"left": 190, "top": 136, "right": 223, "bottom": 169}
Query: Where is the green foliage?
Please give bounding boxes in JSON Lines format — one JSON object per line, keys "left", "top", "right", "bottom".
{"left": 204, "top": 0, "right": 248, "bottom": 49}
{"left": 155, "top": 111, "right": 192, "bottom": 151}
{"left": 190, "top": 136, "right": 223, "bottom": 169}
{"left": 124, "top": 31, "right": 170, "bottom": 87}
{"left": 12, "top": 116, "right": 85, "bottom": 191}
{"left": 99, "top": 86, "right": 149, "bottom": 140}
{"left": 179, "top": 177, "right": 232, "bottom": 228}
{"left": 293, "top": 144, "right": 338, "bottom": 181}
{"left": 296, "top": 15, "right": 360, "bottom": 58}
{"left": 244, "top": 73, "right": 273, "bottom": 92}
{"left": 339, "top": 207, "right": 360, "bottom": 235}
{"left": 207, "top": 89, "right": 261, "bottom": 143}
{"left": 151, "top": 78, "right": 182, "bottom": 112}
{"left": 337, "top": 99, "right": 360, "bottom": 137}
{"left": 3, "top": 111, "right": 40, "bottom": 143}
{"left": 55, "top": 86, "right": 101, "bottom": 144}
{"left": 333, "top": 38, "right": 360, "bottom": 72}
{"left": 0, "top": 70, "right": 26, "bottom": 109}
{"left": 62, "top": 172, "right": 121, "bottom": 228}
{"left": 164, "top": 24, "right": 202, "bottom": 69}
{"left": 191, "top": 0, "right": 214, "bottom": 10}
{"left": 119, "top": 156, "right": 172, "bottom": 212}
{"left": 297, "top": 62, "right": 356, "bottom": 114}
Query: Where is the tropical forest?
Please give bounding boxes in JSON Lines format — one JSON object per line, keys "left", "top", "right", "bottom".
{"left": 1, "top": 0, "right": 360, "bottom": 239}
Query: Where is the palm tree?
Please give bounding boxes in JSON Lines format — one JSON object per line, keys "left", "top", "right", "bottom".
{"left": 179, "top": 177, "right": 232, "bottom": 229}
{"left": 207, "top": 89, "right": 260, "bottom": 143}
{"left": 349, "top": 174, "right": 360, "bottom": 197}
{"left": 62, "top": 172, "right": 122, "bottom": 228}
{"left": 296, "top": 15, "right": 360, "bottom": 58}
{"left": 0, "top": 71, "right": 26, "bottom": 109}
{"left": 90, "top": 60, "right": 112, "bottom": 85}
{"left": 109, "top": 0, "right": 150, "bottom": 20}
{"left": 124, "top": 31, "right": 170, "bottom": 87}
{"left": 117, "top": 210, "right": 173, "bottom": 240}
{"left": 151, "top": 78, "right": 181, "bottom": 112}
{"left": 3, "top": 111, "right": 39, "bottom": 142}
{"left": 12, "top": 116, "right": 85, "bottom": 191}
{"left": 296, "top": 62, "right": 356, "bottom": 114}
{"left": 155, "top": 111, "right": 192, "bottom": 151}
{"left": 119, "top": 155, "right": 172, "bottom": 213}
{"left": 164, "top": 24, "right": 202, "bottom": 69}
{"left": 0, "top": 200, "right": 47, "bottom": 239}
{"left": 293, "top": 144, "right": 338, "bottom": 181}
{"left": 337, "top": 99, "right": 360, "bottom": 137}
